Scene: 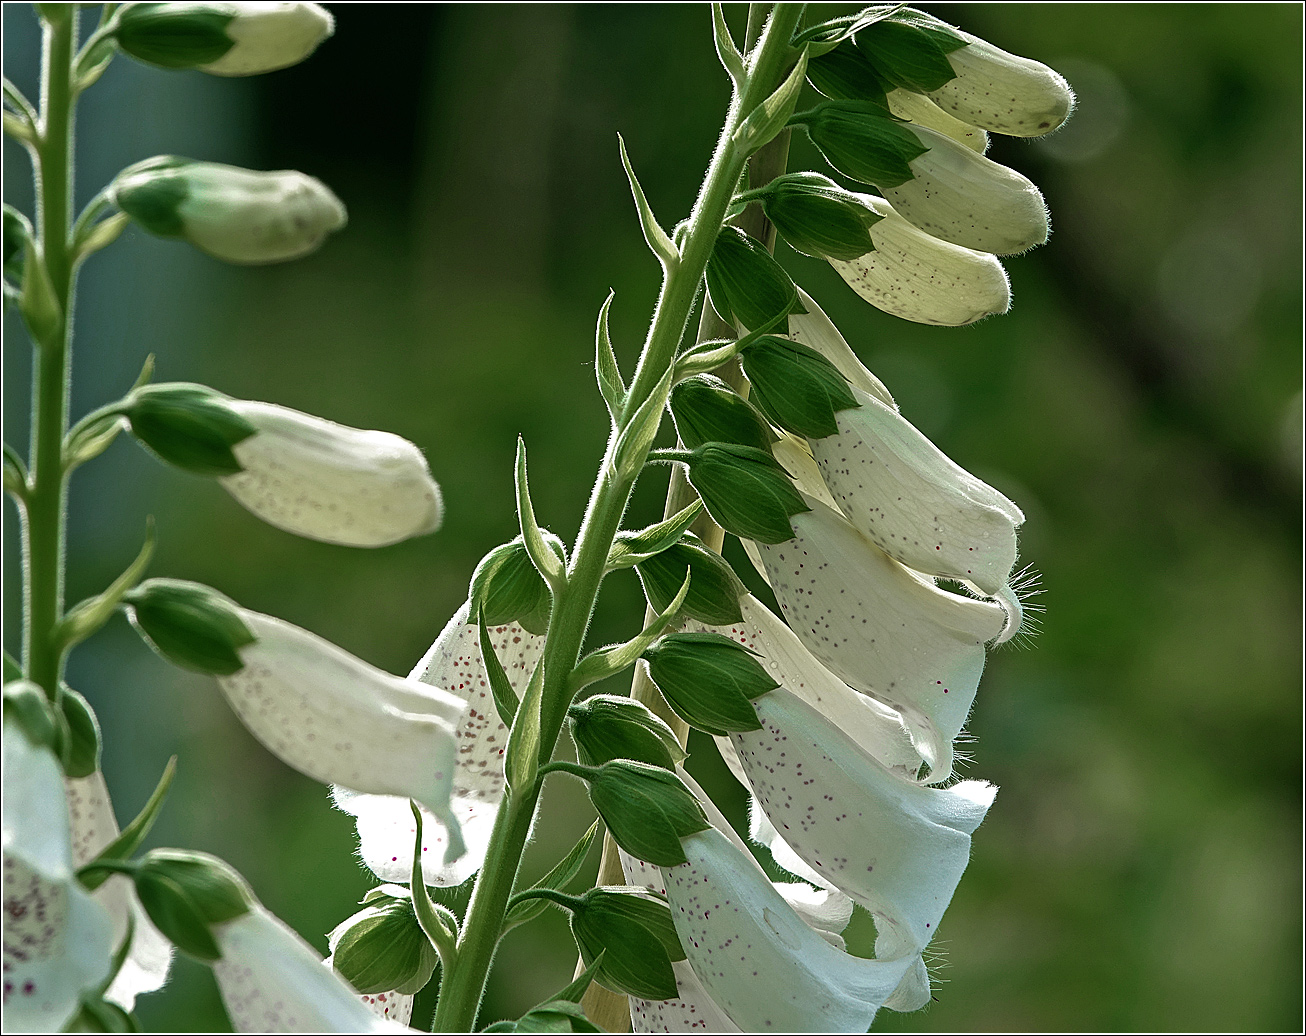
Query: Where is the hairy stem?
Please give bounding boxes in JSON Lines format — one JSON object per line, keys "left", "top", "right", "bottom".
{"left": 429, "top": 6, "right": 804, "bottom": 1030}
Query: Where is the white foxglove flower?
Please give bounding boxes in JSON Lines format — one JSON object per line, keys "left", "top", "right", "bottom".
{"left": 754, "top": 496, "right": 1007, "bottom": 782}
{"left": 217, "top": 610, "right": 467, "bottom": 858}
{"left": 886, "top": 87, "right": 988, "bottom": 153}
{"left": 222, "top": 401, "right": 443, "bottom": 547}
{"left": 828, "top": 194, "right": 1011, "bottom": 326}
{"left": 925, "top": 28, "right": 1075, "bottom": 137}
{"left": 111, "top": 157, "right": 346, "bottom": 265}
{"left": 115, "top": 2, "right": 334, "bottom": 77}
{"left": 2, "top": 721, "right": 116, "bottom": 1033}
{"left": 810, "top": 384, "right": 1024, "bottom": 594}
{"left": 788, "top": 288, "right": 896, "bottom": 407}
{"left": 65, "top": 773, "right": 173, "bottom": 1011}
{"left": 881, "top": 125, "right": 1049, "bottom": 255}
{"left": 334, "top": 602, "right": 545, "bottom": 885}
{"left": 212, "top": 905, "right": 411, "bottom": 1032}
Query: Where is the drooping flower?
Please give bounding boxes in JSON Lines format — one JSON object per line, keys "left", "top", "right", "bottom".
{"left": 111, "top": 156, "right": 346, "bottom": 264}
{"left": 808, "top": 384, "right": 1024, "bottom": 594}
{"left": 827, "top": 194, "right": 1011, "bottom": 326}
{"left": 334, "top": 602, "right": 546, "bottom": 885}
{"left": 2, "top": 720, "right": 116, "bottom": 1033}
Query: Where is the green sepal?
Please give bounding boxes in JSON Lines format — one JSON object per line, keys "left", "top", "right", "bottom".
{"left": 123, "top": 382, "right": 255, "bottom": 478}
{"left": 112, "top": 3, "right": 237, "bottom": 70}
{"left": 80, "top": 757, "right": 176, "bottom": 891}
{"left": 792, "top": 4, "right": 906, "bottom": 55}
{"left": 58, "top": 686, "right": 102, "bottom": 779}
{"left": 635, "top": 533, "right": 745, "bottom": 627}
{"left": 741, "top": 335, "right": 860, "bottom": 439}
{"left": 855, "top": 16, "right": 962, "bottom": 94}
{"left": 793, "top": 100, "right": 929, "bottom": 189}
{"left": 74, "top": 31, "right": 119, "bottom": 92}
{"left": 711, "top": 2, "right": 745, "bottom": 86}
{"left": 503, "top": 819, "right": 602, "bottom": 931}
{"left": 571, "top": 887, "right": 685, "bottom": 1001}
{"left": 407, "top": 802, "right": 459, "bottom": 968}
{"left": 57, "top": 521, "right": 155, "bottom": 655}
{"left": 516, "top": 436, "right": 566, "bottom": 590}
{"left": 643, "top": 632, "right": 774, "bottom": 736}
{"left": 134, "top": 849, "right": 252, "bottom": 961}
{"left": 133, "top": 870, "right": 221, "bottom": 961}
{"left": 3, "top": 680, "right": 61, "bottom": 753}
{"left": 606, "top": 500, "right": 703, "bottom": 571}
{"left": 568, "top": 695, "right": 686, "bottom": 770}
{"left": 668, "top": 374, "right": 774, "bottom": 454}
{"left": 594, "top": 291, "right": 626, "bottom": 424}
{"left": 470, "top": 537, "right": 556, "bottom": 637}
{"left": 685, "top": 443, "right": 809, "bottom": 545}
{"left": 806, "top": 42, "right": 890, "bottom": 102}
{"left": 68, "top": 996, "right": 138, "bottom": 1033}
{"left": 582, "top": 760, "right": 708, "bottom": 867}
{"left": 109, "top": 156, "right": 191, "bottom": 238}
{"left": 123, "top": 578, "right": 255, "bottom": 676}
{"left": 485, "top": 996, "right": 603, "bottom": 1034}
{"left": 671, "top": 337, "right": 742, "bottom": 380}
{"left": 732, "top": 48, "right": 808, "bottom": 155}
{"left": 478, "top": 608, "right": 523, "bottom": 727}
{"left": 705, "top": 226, "right": 803, "bottom": 333}
{"left": 757, "top": 172, "right": 882, "bottom": 261}
{"left": 330, "top": 894, "right": 440, "bottom": 996}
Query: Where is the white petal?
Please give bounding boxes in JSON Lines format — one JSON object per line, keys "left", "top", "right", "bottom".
{"left": 322, "top": 955, "right": 416, "bottom": 1027}
{"left": 830, "top": 196, "right": 1011, "bottom": 326}
{"left": 927, "top": 30, "right": 1075, "bottom": 137}
{"left": 662, "top": 828, "right": 917, "bottom": 1032}
{"left": 201, "top": 3, "right": 335, "bottom": 77}
{"left": 221, "top": 401, "right": 441, "bottom": 547}
{"left": 629, "top": 959, "right": 741, "bottom": 1033}
{"left": 3, "top": 721, "right": 71, "bottom": 880}
{"left": 219, "top": 611, "right": 465, "bottom": 856}
{"left": 755, "top": 498, "right": 1006, "bottom": 782}
{"left": 212, "top": 906, "right": 411, "bottom": 1032}
{"left": 886, "top": 88, "right": 988, "bottom": 152}
{"left": 65, "top": 773, "right": 173, "bottom": 1010}
{"left": 787, "top": 289, "right": 895, "bottom": 407}
{"left": 882, "top": 125, "right": 1049, "bottom": 255}
{"left": 731, "top": 688, "right": 995, "bottom": 958}
{"left": 811, "top": 385, "right": 1023, "bottom": 594}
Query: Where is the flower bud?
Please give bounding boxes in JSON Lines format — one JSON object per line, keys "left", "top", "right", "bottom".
{"left": 758, "top": 172, "right": 881, "bottom": 262}
{"left": 568, "top": 695, "right": 686, "bottom": 769}
{"left": 740, "top": 335, "right": 860, "bottom": 439}
{"left": 114, "top": 2, "right": 334, "bottom": 77}
{"left": 704, "top": 226, "right": 801, "bottom": 332}
{"left": 685, "top": 443, "right": 809, "bottom": 545}
{"left": 328, "top": 893, "right": 439, "bottom": 996}
{"left": 469, "top": 537, "right": 556, "bottom": 636}
{"left": 881, "top": 124, "right": 1049, "bottom": 254}
{"left": 828, "top": 194, "right": 1011, "bottom": 326}
{"left": 111, "top": 155, "right": 346, "bottom": 264}
{"left": 668, "top": 374, "right": 773, "bottom": 454}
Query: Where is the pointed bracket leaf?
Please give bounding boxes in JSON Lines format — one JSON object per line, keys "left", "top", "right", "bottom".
{"left": 617, "top": 134, "right": 679, "bottom": 272}
{"left": 63, "top": 355, "right": 153, "bottom": 474}
{"left": 478, "top": 606, "right": 522, "bottom": 727}
{"left": 610, "top": 363, "right": 674, "bottom": 485}
{"left": 408, "top": 801, "right": 459, "bottom": 968}
{"left": 503, "top": 818, "right": 602, "bottom": 931}
{"left": 712, "top": 3, "right": 745, "bottom": 88}
{"left": 516, "top": 436, "right": 565, "bottom": 591}
{"left": 4, "top": 442, "right": 28, "bottom": 501}
{"left": 505, "top": 658, "right": 546, "bottom": 793}
{"left": 80, "top": 755, "right": 176, "bottom": 891}
{"left": 595, "top": 291, "right": 626, "bottom": 426}
{"left": 732, "top": 48, "right": 809, "bottom": 155}
{"left": 55, "top": 519, "right": 155, "bottom": 654}
{"left": 566, "top": 568, "right": 691, "bottom": 696}
{"left": 606, "top": 500, "right": 704, "bottom": 570}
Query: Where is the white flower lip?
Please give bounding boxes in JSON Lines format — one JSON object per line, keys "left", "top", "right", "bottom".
{"left": 221, "top": 400, "right": 442, "bottom": 548}
{"left": 829, "top": 194, "right": 1011, "bottom": 326}
{"left": 212, "top": 905, "right": 411, "bottom": 1032}
{"left": 882, "top": 124, "right": 1050, "bottom": 255}
{"left": 2, "top": 722, "right": 116, "bottom": 1033}
{"left": 200, "top": 2, "right": 336, "bottom": 77}
{"left": 755, "top": 496, "right": 1007, "bottom": 783}
{"left": 810, "top": 384, "right": 1024, "bottom": 594}
{"left": 217, "top": 610, "right": 467, "bottom": 860}
{"left": 334, "top": 602, "right": 545, "bottom": 887}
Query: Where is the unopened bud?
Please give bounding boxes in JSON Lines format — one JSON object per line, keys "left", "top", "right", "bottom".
{"left": 759, "top": 173, "right": 881, "bottom": 262}
{"left": 685, "top": 443, "right": 809, "bottom": 545}
{"left": 568, "top": 695, "right": 686, "bottom": 769}
{"left": 329, "top": 892, "right": 439, "bottom": 996}
{"left": 469, "top": 538, "right": 558, "bottom": 636}
{"left": 111, "top": 156, "right": 346, "bottom": 264}
{"left": 705, "top": 226, "right": 801, "bottom": 332}
{"left": 123, "top": 577, "right": 256, "bottom": 676}
{"left": 114, "top": 2, "right": 334, "bottom": 77}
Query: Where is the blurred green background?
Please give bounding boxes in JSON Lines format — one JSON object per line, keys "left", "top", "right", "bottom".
{"left": 3, "top": 3, "right": 1301, "bottom": 1032}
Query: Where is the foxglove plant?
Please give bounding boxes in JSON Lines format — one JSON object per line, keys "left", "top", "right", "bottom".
{"left": 3, "top": 3, "right": 1069, "bottom": 1032}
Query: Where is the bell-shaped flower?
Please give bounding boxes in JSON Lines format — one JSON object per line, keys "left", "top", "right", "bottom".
{"left": 809, "top": 384, "right": 1024, "bottom": 595}
{"left": 880, "top": 125, "right": 1049, "bottom": 255}
{"left": 113, "top": 2, "right": 335, "bottom": 78}
{"left": 65, "top": 772, "right": 173, "bottom": 1011}
{"left": 333, "top": 602, "right": 545, "bottom": 886}
{"left": 828, "top": 194, "right": 1011, "bottom": 326}
{"left": 221, "top": 400, "right": 443, "bottom": 547}
{"left": 886, "top": 88, "right": 988, "bottom": 153}
{"left": 753, "top": 496, "right": 1007, "bottom": 782}
{"left": 111, "top": 156, "right": 346, "bottom": 264}
{"left": 211, "top": 903, "right": 411, "bottom": 1032}
{"left": 729, "top": 688, "right": 995, "bottom": 969}
{"left": 2, "top": 720, "right": 116, "bottom": 1032}
{"left": 207, "top": 608, "right": 467, "bottom": 858}
{"left": 787, "top": 288, "right": 895, "bottom": 408}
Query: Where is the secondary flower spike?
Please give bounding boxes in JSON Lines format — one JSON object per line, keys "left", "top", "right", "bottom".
{"left": 111, "top": 156, "right": 346, "bottom": 264}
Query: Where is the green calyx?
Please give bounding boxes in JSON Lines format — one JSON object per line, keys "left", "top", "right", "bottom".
{"left": 792, "top": 100, "right": 928, "bottom": 189}
{"left": 806, "top": 41, "right": 890, "bottom": 103}
{"left": 685, "top": 443, "right": 809, "bottom": 545}
{"left": 109, "top": 156, "right": 194, "bottom": 238}
{"left": 854, "top": 12, "right": 965, "bottom": 94}
{"left": 113, "top": 4, "right": 238, "bottom": 71}
{"left": 570, "top": 887, "right": 685, "bottom": 1001}
{"left": 123, "top": 577, "right": 255, "bottom": 676}
{"left": 642, "top": 632, "right": 776, "bottom": 736}
{"left": 134, "top": 849, "right": 253, "bottom": 961}
{"left": 331, "top": 893, "right": 441, "bottom": 996}
{"left": 634, "top": 532, "right": 745, "bottom": 627}
{"left": 704, "top": 226, "right": 804, "bottom": 333}
{"left": 669, "top": 374, "right": 774, "bottom": 454}
{"left": 568, "top": 695, "right": 687, "bottom": 770}
{"left": 753, "top": 172, "right": 882, "bottom": 262}
{"left": 123, "top": 382, "right": 256, "bottom": 478}
{"left": 740, "top": 334, "right": 860, "bottom": 439}
{"left": 470, "top": 537, "right": 558, "bottom": 636}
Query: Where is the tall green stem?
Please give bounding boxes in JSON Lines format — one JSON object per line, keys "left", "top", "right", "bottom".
{"left": 429, "top": 7, "right": 803, "bottom": 1030}
{"left": 24, "top": 9, "right": 77, "bottom": 700}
